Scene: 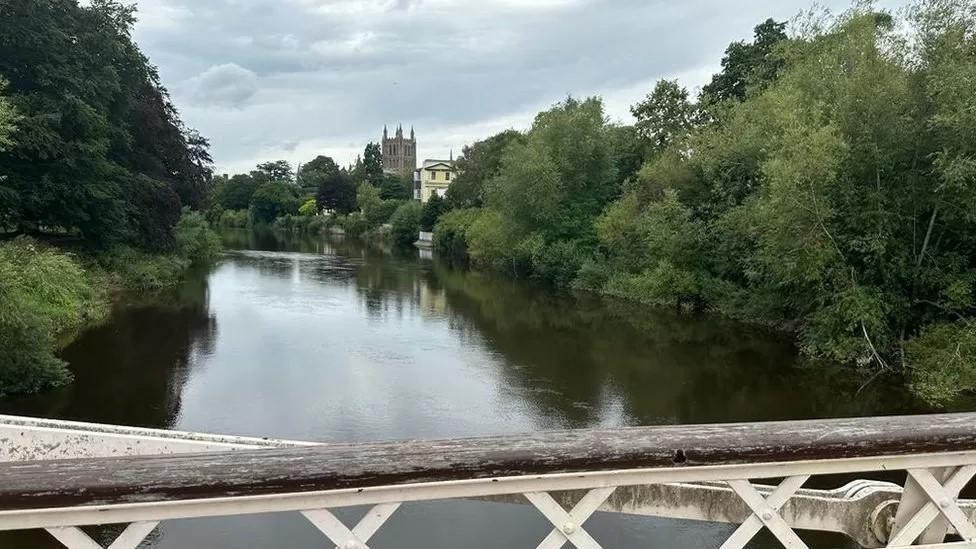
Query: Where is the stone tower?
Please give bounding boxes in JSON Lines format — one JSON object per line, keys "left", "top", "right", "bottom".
{"left": 381, "top": 124, "right": 417, "bottom": 176}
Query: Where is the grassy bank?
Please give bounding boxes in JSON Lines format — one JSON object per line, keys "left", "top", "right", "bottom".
{"left": 0, "top": 210, "right": 220, "bottom": 398}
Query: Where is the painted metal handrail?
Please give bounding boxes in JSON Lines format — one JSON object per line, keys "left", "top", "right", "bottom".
{"left": 1, "top": 413, "right": 975, "bottom": 548}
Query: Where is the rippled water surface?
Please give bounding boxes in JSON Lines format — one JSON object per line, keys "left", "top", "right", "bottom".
{"left": 0, "top": 229, "right": 930, "bottom": 548}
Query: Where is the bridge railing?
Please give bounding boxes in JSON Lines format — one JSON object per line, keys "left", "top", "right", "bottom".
{"left": 1, "top": 413, "right": 976, "bottom": 548}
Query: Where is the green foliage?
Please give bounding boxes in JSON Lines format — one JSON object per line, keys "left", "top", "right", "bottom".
{"left": 0, "top": 0, "right": 212, "bottom": 243}
{"left": 0, "top": 238, "right": 107, "bottom": 396}
{"left": 420, "top": 193, "right": 448, "bottom": 231}
{"left": 95, "top": 246, "right": 188, "bottom": 291}
{"left": 218, "top": 209, "right": 249, "bottom": 228}
{"left": 174, "top": 208, "right": 220, "bottom": 264}
{"left": 357, "top": 142, "right": 384, "bottom": 187}
{"left": 389, "top": 201, "right": 423, "bottom": 246}
{"left": 298, "top": 197, "right": 318, "bottom": 216}
{"left": 446, "top": 130, "right": 525, "bottom": 208}
{"left": 433, "top": 208, "right": 481, "bottom": 259}
{"left": 316, "top": 169, "right": 357, "bottom": 214}
{"left": 380, "top": 173, "right": 412, "bottom": 200}
{"left": 298, "top": 155, "right": 339, "bottom": 195}
{"left": 701, "top": 18, "right": 789, "bottom": 105}
{"left": 466, "top": 96, "right": 618, "bottom": 282}
{"left": 213, "top": 174, "right": 261, "bottom": 211}
{"left": 249, "top": 182, "right": 300, "bottom": 224}
{"left": 0, "top": 79, "right": 18, "bottom": 152}
{"left": 631, "top": 80, "right": 697, "bottom": 154}
{"left": 254, "top": 160, "right": 294, "bottom": 183}
{"left": 906, "top": 321, "right": 976, "bottom": 405}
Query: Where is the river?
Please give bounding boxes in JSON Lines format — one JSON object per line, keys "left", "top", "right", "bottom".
{"left": 0, "top": 229, "right": 935, "bottom": 548}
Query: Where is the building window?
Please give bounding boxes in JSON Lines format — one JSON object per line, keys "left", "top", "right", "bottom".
{"left": 445, "top": 171, "right": 451, "bottom": 181}
{"left": 430, "top": 171, "right": 436, "bottom": 181}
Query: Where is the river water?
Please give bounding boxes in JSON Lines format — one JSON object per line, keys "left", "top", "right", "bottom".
{"left": 0, "top": 229, "right": 935, "bottom": 548}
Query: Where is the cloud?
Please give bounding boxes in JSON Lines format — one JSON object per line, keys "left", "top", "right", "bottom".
{"left": 131, "top": 0, "right": 910, "bottom": 175}
{"left": 187, "top": 63, "right": 259, "bottom": 108}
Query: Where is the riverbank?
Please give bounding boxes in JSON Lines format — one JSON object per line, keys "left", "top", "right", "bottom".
{"left": 0, "top": 211, "right": 220, "bottom": 398}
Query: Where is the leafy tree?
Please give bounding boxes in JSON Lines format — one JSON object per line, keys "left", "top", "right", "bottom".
{"left": 360, "top": 142, "right": 384, "bottom": 187}
{"left": 389, "top": 201, "right": 423, "bottom": 246}
{"left": 298, "top": 155, "right": 339, "bottom": 195}
{"left": 298, "top": 197, "right": 317, "bottom": 216}
{"left": 214, "top": 174, "right": 261, "bottom": 211}
{"left": 468, "top": 97, "right": 618, "bottom": 282}
{"left": 316, "top": 169, "right": 357, "bottom": 214}
{"left": 700, "top": 18, "right": 789, "bottom": 105}
{"left": 0, "top": 0, "right": 211, "bottom": 245}
{"left": 420, "top": 193, "right": 448, "bottom": 231}
{"left": 379, "top": 172, "right": 411, "bottom": 200}
{"left": 255, "top": 160, "right": 294, "bottom": 184}
{"left": 249, "top": 182, "right": 299, "bottom": 223}
{"left": 446, "top": 130, "right": 525, "bottom": 209}
{"left": 630, "top": 80, "right": 697, "bottom": 155}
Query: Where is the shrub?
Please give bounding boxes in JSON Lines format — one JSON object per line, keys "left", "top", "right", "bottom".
{"left": 0, "top": 238, "right": 107, "bottom": 397}
{"left": 175, "top": 208, "right": 221, "bottom": 264}
{"left": 433, "top": 208, "right": 480, "bottom": 259}
{"left": 95, "top": 247, "right": 188, "bottom": 291}
{"left": 389, "top": 201, "right": 423, "bottom": 246}
{"left": 307, "top": 216, "right": 329, "bottom": 234}
{"left": 906, "top": 322, "right": 976, "bottom": 406}
{"left": 218, "top": 209, "right": 249, "bottom": 228}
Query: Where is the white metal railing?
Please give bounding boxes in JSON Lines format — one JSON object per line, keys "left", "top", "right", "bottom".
{"left": 2, "top": 413, "right": 976, "bottom": 548}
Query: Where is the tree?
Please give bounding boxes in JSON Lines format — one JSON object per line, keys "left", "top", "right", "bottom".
{"left": 0, "top": 0, "right": 211, "bottom": 245}
{"left": 360, "top": 142, "right": 384, "bottom": 187}
{"left": 255, "top": 160, "right": 294, "bottom": 184}
{"left": 214, "top": 174, "right": 260, "bottom": 211}
{"left": 630, "top": 80, "right": 697, "bottom": 155}
{"left": 316, "top": 169, "right": 357, "bottom": 214}
{"left": 446, "top": 130, "right": 524, "bottom": 209}
{"left": 420, "top": 193, "right": 448, "bottom": 231}
{"left": 468, "top": 97, "right": 618, "bottom": 283}
{"left": 298, "top": 197, "right": 317, "bottom": 216}
{"left": 389, "top": 201, "right": 423, "bottom": 246}
{"left": 298, "top": 155, "right": 339, "bottom": 195}
{"left": 249, "top": 182, "right": 299, "bottom": 223}
{"left": 379, "top": 172, "right": 411, "bottom": 200}
{"left": 701, "top": 18, "right": 789, "bottom": 105}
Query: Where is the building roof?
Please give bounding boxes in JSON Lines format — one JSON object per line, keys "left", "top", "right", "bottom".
{"left": 421, "top": 159, "right": 454, "bottom": 169}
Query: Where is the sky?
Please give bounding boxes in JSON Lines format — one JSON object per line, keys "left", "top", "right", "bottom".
{"left": 127, "top": 0, "right": 906, "bottom": 175}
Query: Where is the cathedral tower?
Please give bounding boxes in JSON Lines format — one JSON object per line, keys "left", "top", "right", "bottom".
{"left": 381, "top": 124, "right": 417, "bottom": 176}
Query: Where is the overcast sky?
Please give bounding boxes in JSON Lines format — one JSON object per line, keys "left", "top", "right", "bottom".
{"left": 128, "top": 0, "right": 905, "bottom": 175}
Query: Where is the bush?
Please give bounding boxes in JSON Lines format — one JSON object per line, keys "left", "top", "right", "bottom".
{"left": 218, "top": 209, "right": 249, "bottom": 228}
{"left": 95, "top": 247, "right": 188, "bottom": 291}
{"left": 906, "top": 322, "right": 976, "bottom": 406}
{"left": 175, "top": 208, "right": 221, "bottom": 264}
{"left": 0, "top": 238, "right": 107, "bottom": 397}
{"left": 307, "top": 216, "right": 329, "bottom": 234}
{"left": 389, "top": 201, "right": 423, "bottom": 246}
{"left": 338, "top": 212, "right": 368, "bottom": 237}
{"left": 420, "top": 193, "right": 448, "bottom": 231}
{"left": 433, "top": 208, "right": 481, "bottom": 259}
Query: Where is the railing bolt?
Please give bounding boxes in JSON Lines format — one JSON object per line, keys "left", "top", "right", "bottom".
{"left": 761, "top": 510, "right": 774, "bottom": 521}
{"left": 562, "top": 521, "right": 576, "bottom": 535}
{"left": 940, "top": 499, "right": 951, "bottom": 509}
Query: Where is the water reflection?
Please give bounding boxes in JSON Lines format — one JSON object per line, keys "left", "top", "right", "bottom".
{"left": 0, "top": 229, "right": 931, "bottom": 549}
